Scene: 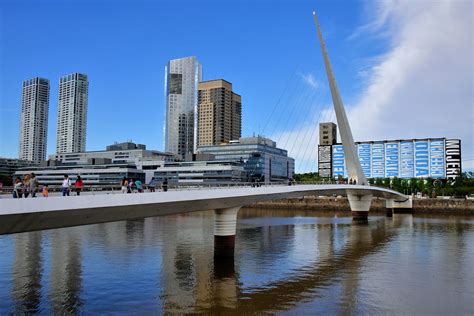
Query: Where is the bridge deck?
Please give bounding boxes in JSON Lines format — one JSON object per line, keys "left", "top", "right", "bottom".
{"left": 0, "top": 184, "right": 406, "bottom": 235}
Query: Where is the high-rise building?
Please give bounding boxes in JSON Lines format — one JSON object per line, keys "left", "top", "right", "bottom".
{"left": 56, "top": 73, "right": 88, "bottom": 153}
{"left": 164, "top": 56, "right": 202, "bottom": 158}
{"left": 319, "top": 122, "right": 337, "bottom": 145}
{"left": 18, "top": 77, "right": 50, "bottom": 163}
{"left": 197, "top": 79, "right": 242, "bottom": 147}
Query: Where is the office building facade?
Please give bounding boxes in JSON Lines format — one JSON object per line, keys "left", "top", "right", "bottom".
{"left": 197, "top": 79, "right": 241, "bottom": 147}
{"left": 56, "top": 73, "right": 89, "bottom": 154}
{"left": 49, "top": 141, "right": 176, "bottom": 183}
{"left": 15, "top": 163, "right": 145, "bottom": 187}
{"left": 318, "top": 137, "right": 462, "bottom": 180}
{"left": 198, "top": 136, "right": 295, "bottom": 183}
{"left": 0, "top": 158, "right": 37, "bottom": 179}
{"left": 164, "top": 56, "right": 202, "bottom": 158}
{"left": 19, "top": 77, "right": 50, "bottom": 163}
{"left": 319, "top": 122, "right": 337, "bottom": 145}
{"left": 151, "top": 160, "right": 247, "bottom": 186}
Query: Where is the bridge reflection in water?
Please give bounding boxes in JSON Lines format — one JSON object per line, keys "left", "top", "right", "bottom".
{"left": 1, "top": 209, "right": 473, "bottom": 314}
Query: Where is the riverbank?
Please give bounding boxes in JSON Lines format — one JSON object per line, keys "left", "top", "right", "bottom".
{"left": 246, "top": 197, "right": 474, "bottom": 215}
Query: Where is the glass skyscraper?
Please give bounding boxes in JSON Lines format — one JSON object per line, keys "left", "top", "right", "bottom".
{"left": 164, "top": 56, "right": 202, "bottom": 158}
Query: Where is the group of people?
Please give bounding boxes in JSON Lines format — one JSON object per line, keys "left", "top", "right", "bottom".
{"left": 61, "top": 174, "right": 84, "bottom": 196}
{"left": 12, "top": 174, "right": 84, "bottom": 198}
{"left": 121, "top": 177, "right": 144, "bottom": 193}
{"left": 13, "top": 173, "right": 39, "bottom": 198}
{"left": 120, "top": 177, "right": 168, "bottom": 193}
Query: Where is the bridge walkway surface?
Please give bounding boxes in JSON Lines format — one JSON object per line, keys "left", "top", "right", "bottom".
{"left": 0, "top": 184, "right": 407, "bottom": 236}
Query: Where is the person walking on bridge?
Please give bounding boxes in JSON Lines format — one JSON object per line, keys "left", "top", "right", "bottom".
{"left": 29, "top": 173, "right": 38, "bottom": 198}
{"left": 135, "top": 179, "right": 143, "bottom": 193}
{"left": 121, "top": 177, "right": 128, "bottom": 194}
{"left": 74, "top": 175, "right": 84, "bottom": 196}
{"left": 23, "top": 174, "right": 30, "bottom": 198}
{"left": 62, "top": 175, "right": 71, "bottom": 196}
{"left": 13, "top": 177, "right": 23, "bottom": 198}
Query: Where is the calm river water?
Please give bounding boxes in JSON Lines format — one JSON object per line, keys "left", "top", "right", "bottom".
{"left": 0, "top": 209, "right": 473, "bottom": 314}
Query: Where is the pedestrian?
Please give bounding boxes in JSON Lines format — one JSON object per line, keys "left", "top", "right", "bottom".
{"left": 23, "top": 174, "right": 30, "bottom": 198}
{"left": 62, "top": 174, "right": 71, "bottom": 196}
{"left": 29, "top": 173, "right": 38, "bottom": 198}
{"left": 127, "top": 179, "right": 134, "bottom": 193}
{"left": 349, "top": 178, "right": 353, "bottom": 185}
{"left": 42, "top": 185, "right": 49, "bottom": 197}
{"left": 135, "top": 179, "right": 143, "bottom": 193}
{"left": 74, "top": 175, "right": 84, "bottom": 196}
{"left": 353, "top": 179, "right": 357, "bottom": 185}
{"left": 148, "top": 183, "right": 155, "bottom": 192}
{"left": 121, "top": 177, "right": 128, "bottom": 194}
{"left": 13, "top": 177, "right": 23, "bottom": 198}
{"left": 162, "top": 178, "right": 168, "bottom": 192}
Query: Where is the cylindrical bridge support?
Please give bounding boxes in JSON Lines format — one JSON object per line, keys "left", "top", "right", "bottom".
{"left": 385, "top": 199, "right": 394, "bottom": 217}
{"left": 347, "top": 194, "right": 372, "bottom": 221}
{"left": 214, "top": 207, "right": 240, "bottom": 257}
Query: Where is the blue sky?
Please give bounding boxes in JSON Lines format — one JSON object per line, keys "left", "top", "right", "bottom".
{"left": 1, "top": 0, "right": 472, "bottom": 171}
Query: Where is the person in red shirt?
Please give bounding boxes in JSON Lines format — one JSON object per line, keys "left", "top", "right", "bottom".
{"left": 75, "top": 175, "right": 84, "bottom": 196}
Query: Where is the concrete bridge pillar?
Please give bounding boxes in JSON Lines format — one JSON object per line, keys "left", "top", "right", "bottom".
{"left": 385, "top": 196, "right": 413, "bottom": 214}
{"left": 385, "top": 199, "right": 394, "bottom": 217}
{"left": 214, "top": 207, "right": 240, "bottom": 257}
{"left": 347, "top": 194, "right": 372, "bottom": 221}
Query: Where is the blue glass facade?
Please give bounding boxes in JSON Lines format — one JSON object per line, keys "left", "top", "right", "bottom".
{"left": 197, "top": 137, "right": 294, "bottom": 183}
{"left": 328, "top": 138, "right": 455, "bottom": 179}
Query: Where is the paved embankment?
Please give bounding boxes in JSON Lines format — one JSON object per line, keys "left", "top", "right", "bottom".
{"left": 246, "top": 197, "right": 474, "bottom": 215}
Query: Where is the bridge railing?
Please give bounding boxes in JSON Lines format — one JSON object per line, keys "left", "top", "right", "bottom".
{"left": 0, "top": 180, "right": 344, "bottom": 197}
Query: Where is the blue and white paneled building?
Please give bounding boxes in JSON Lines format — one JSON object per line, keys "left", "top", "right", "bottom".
{"left": 327, "top": 138, "right": 461, "bottom": 179}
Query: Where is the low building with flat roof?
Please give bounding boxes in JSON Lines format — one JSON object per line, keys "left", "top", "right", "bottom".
{"left": 47, "top": 142, "right": 176, "bottom": 184}
{"left": 197, "top": 136, "right": 295, "bottom": 183}
{"left": 150, "top": 160, "right": 247, "bottom": 187}
{"left": 15, "top": 163, "right": 145, "bottom": 188}
{"left": 0, "top": 158, "right": 37, "bottom": 183}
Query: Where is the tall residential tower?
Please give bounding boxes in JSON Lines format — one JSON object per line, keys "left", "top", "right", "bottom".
{"left": 19, "top": 77, "right": 50, "bottom": 163}
{"left": 164, "top": 56, "right": 202, "bottom": 158}
{"left": 56, "top": 73, "right": 89, "bottom": 154}
{"left": 197, "top": 79, "right": 241, "bottom": 147}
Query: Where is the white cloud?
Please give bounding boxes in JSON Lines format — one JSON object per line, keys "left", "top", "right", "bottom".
{"left": 300, "top": 73, "right": 320, "bottom": 90}
{"left": 348, "top": 0, "right": 474, "bottom": 169}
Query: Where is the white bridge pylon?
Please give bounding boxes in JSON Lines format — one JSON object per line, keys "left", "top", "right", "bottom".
{"left": 312, "top": 11, "right": 373, "bottom": 218}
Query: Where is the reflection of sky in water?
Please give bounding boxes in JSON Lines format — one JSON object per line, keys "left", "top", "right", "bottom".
{"left": 0, "top": 211, "right": 473, "bottom": 314}
{"left": 236, "top": 217, "right": 355, "bottom": 292}
{"left": 0, "top": 235, "right": 14, "bottom": 309}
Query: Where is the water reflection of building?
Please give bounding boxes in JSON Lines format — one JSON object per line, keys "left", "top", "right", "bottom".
{"left": 158, "top": 212, "right": 240, "bottom": 313}
{"left": 49, "top": 230, "right": 83, "bottom": 314}
{"left": 159, "top": 214, "right": 210, "bottom": 312}
{"left": 11, "top": 232, "right": 43, "bottom": 314}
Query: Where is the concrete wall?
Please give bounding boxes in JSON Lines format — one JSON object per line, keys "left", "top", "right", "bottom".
{"left": 246, "top": 197, "right": 474, "bottom": 215}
